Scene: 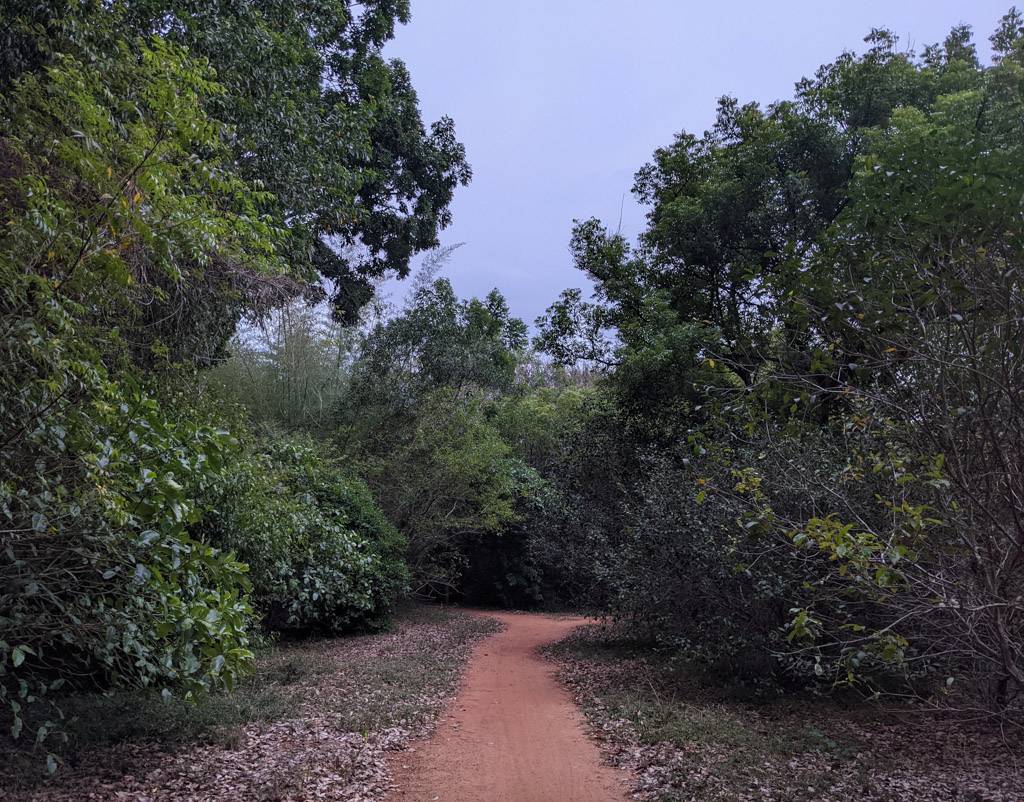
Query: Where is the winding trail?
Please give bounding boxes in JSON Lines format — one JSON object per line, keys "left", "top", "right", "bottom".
{"left": 386, "top": 611, "right": 629, "bottom": 802}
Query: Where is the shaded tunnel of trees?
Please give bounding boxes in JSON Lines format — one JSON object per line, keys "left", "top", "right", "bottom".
{"left": 3, "top": 0, "right": 1024, "bottom": 767}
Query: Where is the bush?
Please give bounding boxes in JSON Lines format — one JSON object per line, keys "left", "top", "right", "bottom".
{"left": 455, "top": 386, "right": 605, "bottom": 610}
{"left": 458, "top": 465, "right": 564, "bottom": 609}
{"left": 1, "top": 35, "right": 279, "bottom": 755}
{"left": 353, "top": 389, "right": 524, "bottom": 597}
{"left": 198, "top": 432, "right": 408, "bottom": 634}
{"left": 0, "top": 337, "right": 257, "bottom": 751}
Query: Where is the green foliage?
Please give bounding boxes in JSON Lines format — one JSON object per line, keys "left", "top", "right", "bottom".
{"left": 337, "top": 279, "right": 532, "bottom": 595}
{"left": 0, "top": 29, "right": 285, "bottom": 754}
{"left": 0, "top": 356, "right": 257, "bottom": 745}
{"left": 771, "top": 23, "right": 1024, "bottom": 704}
{"left": 451, "top": 385, "right": 598, "bottom": 609}
{"left": 356, "top": 389, "right": 525, "bottom": 595}
{"left": 344, "top": 277, "right": 527, "bottom": 428}
{"left": 1, "top": 0, "right": 475, "bottom": 767}
{"left": 492, "top": 385, "right": 591, "bottom": 472}
{"left": 198, "top": 431, "right": 407, "bottom": 633}
{"left": 536, "top": 12, "right": 1024, "bottom": 718}
{"left": 2, "top": 35, "right": 287, "bottom": 367}
{"left": 210, "top": 301, "right": 360, "bottom": 433}
{"left": 7, "top": 0, "right": 1022, "bottom": 764}
{"left": 500, "top": 389, "right": 645, "bottom": 612}
{"left": 3, "top": 0, "right": 471, "bottom": 321}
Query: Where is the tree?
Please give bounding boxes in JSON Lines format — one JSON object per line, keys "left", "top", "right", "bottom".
{"left": 1, "top": 35, "right": 277, "bottom": 753}
{"left": 773, "top": 32, "right": 1024, "bottom": 711}
{"left": 211, "top": 300, "right": 362, "bottom": 432}
{"left": 338, "top": 279, "right": 530, "bottom": 593}
{"left": 341, "top": 277, "right": 527, "bottom": 447}
{"left": 536, "top": 13, "right": 1024, "bottom": 718}
{"left": 3, "top": 0, "right": 471, "bottom": 324}
{"left": 540, "top": 24, "right": 985, "bottom": 392}
{"left": 359, "top": 389, "right": 522, "bottom": 595}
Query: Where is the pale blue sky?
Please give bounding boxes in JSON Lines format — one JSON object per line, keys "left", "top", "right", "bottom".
{"left": 385, "top": 1, "right": 1011, "bottom": 325}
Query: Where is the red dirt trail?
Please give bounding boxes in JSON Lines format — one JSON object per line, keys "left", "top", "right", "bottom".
{"left": 386, "top": 611, "right": 629, "bottom": 802}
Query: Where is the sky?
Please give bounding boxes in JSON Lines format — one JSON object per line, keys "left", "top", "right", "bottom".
{"left": 383, "top": 0, "right": 1012, "bottom": 326}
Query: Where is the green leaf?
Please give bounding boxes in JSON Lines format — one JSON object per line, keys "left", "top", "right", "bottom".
{"left": 12, "top": 646, "right": 29, "bottom": 667}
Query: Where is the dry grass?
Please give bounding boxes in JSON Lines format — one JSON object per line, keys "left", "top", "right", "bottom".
{"left": 546, "top": 624, "right": 1024, "bottom": 802}
{"left": 2, "top": 604, "right": 501, "bottom": 801}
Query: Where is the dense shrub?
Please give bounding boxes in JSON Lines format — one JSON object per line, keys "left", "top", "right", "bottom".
{"left": 454, "top": 385, "right": 606, "bottom": 610}
{"left": 198, "top": 433, "right": 408, "bottom": 633}
{"left": 0, "top": 367, "right": 257, "bottom": 752}
{"left": 458, "top": 466, "right": 565, "bottom": 609}
{"left": 0, "top": 33, "right": 279, "bottom": 754}
{"left": 356, "top": 389, "right": 525, "bottom": 596}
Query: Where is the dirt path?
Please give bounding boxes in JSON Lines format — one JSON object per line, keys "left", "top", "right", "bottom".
{"left": 386, "top": 611, "right": 628, "bottom": 802}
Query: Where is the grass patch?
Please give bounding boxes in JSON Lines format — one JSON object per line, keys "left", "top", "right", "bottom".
{"left": 547, "top": 625, "right": 866, "bottom": 801}
{"left": 601, "top": 690, "right": 861, "bottom": 775}
{"left": 1, "top": 604, "right": 500, "bottom": 793}
{"left": 57, "top": 649, "right": 318, "bottom": 750}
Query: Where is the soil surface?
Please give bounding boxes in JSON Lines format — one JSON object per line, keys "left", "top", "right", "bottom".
{"left": 386, "top": 611, "right": 629, "bottom": 802}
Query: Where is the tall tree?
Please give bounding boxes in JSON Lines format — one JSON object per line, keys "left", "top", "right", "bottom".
{"left": 540, "top": 25, "right": 986, "bottom": 390}
{"left": 3, "top": 0, "right": 471, "bottom": 328}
